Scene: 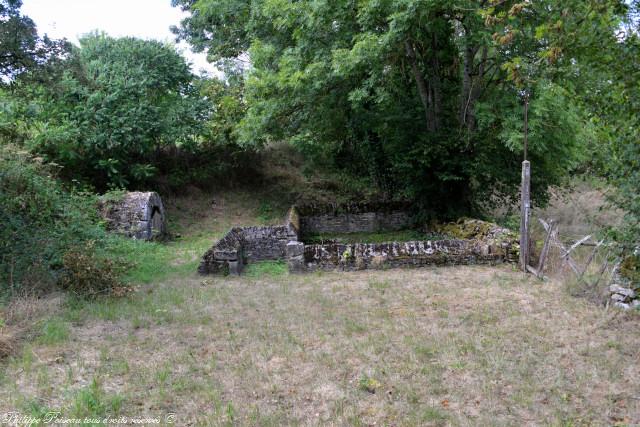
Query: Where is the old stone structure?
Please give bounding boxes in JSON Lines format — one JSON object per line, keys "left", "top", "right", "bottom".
{"left": 199, "top": 202, "right": 518, "bottom": 276}
{"left": 198, "top": 210, "right": 299, "bottom": 275}
{"left": 609, "top": 249, "right": 639, "bottom": 310}
{"left": 99, "top": 191, "right": 166, "bottom": 240}
{"left": 293, "top": 238, "right": 517, "bottom": 272}
{"left": 296, "top": 201, "right": 412, "bottom": 236}
{"left": 198, "top": 225, "right": 299, "bottom": 275}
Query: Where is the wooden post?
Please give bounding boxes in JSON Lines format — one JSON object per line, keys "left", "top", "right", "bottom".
{"left": 523, "top": 95, "right": 529, "bottom": 161}
{"left": 520, "top": 160, "right": 531, "bottom": 272}
{"left": 535, "top": 219, "right": 555, "bottom": 279}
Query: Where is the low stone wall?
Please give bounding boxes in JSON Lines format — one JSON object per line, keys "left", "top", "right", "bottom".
{"left": 242, "top": 225, "right": 296, "bottom": 261}
{"left": 288, "top": 238, "right": 516, "bottom": 272}
{"left": 98, "top": 191, "right": 166, "bottom": 240}
{"left": 199, "top": 227, "right": 245, "bottom": 275}
{"left": 199, "top": 212, "right": 299, "bottom": 275}
{"left": 296, "top": 201, "right": 412, "bottom": 236}
{"left": 200, "top": 202, "right": 519, "bottom": 276}
{"left": 609, "top": 249, "right": 639, "bottom": 310}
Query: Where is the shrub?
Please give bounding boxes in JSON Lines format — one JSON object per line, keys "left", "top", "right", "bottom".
{"left": 0, "top": 145, "right": 113, "bottom": 295}
{"left": 58, "top": 241, "right": 131, "bottom": 298}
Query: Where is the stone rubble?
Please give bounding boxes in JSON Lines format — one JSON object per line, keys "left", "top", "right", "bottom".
{"left": 609, "top": 249, "right": 639, "bottom": 310}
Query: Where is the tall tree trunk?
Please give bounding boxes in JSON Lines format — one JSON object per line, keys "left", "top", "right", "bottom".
{"left": 460, "top": 45, "right": 487, "bottom": 134}
{"left": 430, "top": 33, "right": 442, "bottom": 131}
{"left": 405, "top": 40, "right": 436, "bottom": 132}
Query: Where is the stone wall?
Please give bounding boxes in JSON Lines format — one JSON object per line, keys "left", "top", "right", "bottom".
{"left": 98, "top": 191, "right": 166, "bottom": 241}
{"left": 609, "top": 249, "right": 639, "bottom": 310}
{"left": 242, "top": 225, "right": 296, "bottom": 262}
{"left": 199, "top": 210, "right": 299, "bottom": 275}
{"left": 289, "top": 238, "right": 517, "bottom": 272}
{"left": 296, "top": 201, "right": 413, "bottom": 237}
{"left": 199, "top": 201, "right": 519, "bottom": 276}
{"left": 199, "top": 227, "right": 245, "bottom": 275}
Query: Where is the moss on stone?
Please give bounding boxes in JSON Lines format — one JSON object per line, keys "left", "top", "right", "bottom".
{"left": 620, "top": 254, "right": 640, "bottom": 286}
{"left": 433, "top": 218, "right": 516, "bottom": 241}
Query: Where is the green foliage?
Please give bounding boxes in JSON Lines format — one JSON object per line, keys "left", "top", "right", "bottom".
{"left": 563, "top": 0, "right": 640, "bottom": 245}
{"left": 0, "top": 145, "right": 108, "bottom": 293}
{"left": 58, "top": 241, "right": 129, "bottom": 298}
{"left": 173, "top": 0, "right": 603, "bottom": 218}
{"left": 0, "top": 0, "right": 69, "bottom": 80}
{"left": 143, "top": 71, "right": 257, "bottom": 190}
{"left": 11, "top": 33, "right": 207, "bottom": 189}
{"left": 620, "top": 255, "right": 640, "bottom": 288}
{"left": 37, "top": 317, "right": 70, "bottom": 345}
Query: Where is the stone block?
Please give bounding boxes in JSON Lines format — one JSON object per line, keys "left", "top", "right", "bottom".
{"left": 286, "top": 241, "right": 304, "bottom": 258}
{"left": 99, "top": 191, "right": 166, "bottom": 241}
{"left": 214, "top": 249, "right": 239, "bottom": 261}
{"left": 611, "top": 293, "right": 627, "bottom": 302}
{"left": 614, "top": 301, "right": 631, "bottom": 310}
{"left": 610, "top": 285, "right": 636, "bottom": 299}
{"left": 287, "top": 255, "right": 306, "bottom": 273}
{"left": 228, "top": 260, "right": 243, "bottom": 276}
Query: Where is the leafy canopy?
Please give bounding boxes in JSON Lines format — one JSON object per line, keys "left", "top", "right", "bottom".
{"left": 172, "top": 0, "right": 624, "bottom": 217}
{"left": 11, "top": 33, "right": 208, "bottom": 189}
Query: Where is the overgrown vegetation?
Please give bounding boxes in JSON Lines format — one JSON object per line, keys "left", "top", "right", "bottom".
{"left": 0, "top": 0, "right": 638, "bottom": 333}
{"left": 0, "top": 146, "right": 110, "bottom": 294}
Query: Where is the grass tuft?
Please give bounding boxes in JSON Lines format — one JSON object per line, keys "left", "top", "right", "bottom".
{"left": 37, "top": 318, "right": 70, "bottom": 345}
{"left": 244, "top": 261, "right": 288, "bottom": 278}
{"left": 70, "top": 377, "right": 123, "bottom": 419}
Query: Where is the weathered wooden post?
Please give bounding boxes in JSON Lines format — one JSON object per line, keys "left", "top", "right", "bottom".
{"left": 520, "top": 95, "right": 530, "bottom": 272}
{"left": 520, "top": 160, "right": 531, "bottom": 271}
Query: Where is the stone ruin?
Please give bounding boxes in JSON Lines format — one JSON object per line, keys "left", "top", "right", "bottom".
{"left": 99, "top": 191, "right": 166, "bottom": 241}
{"left": 199, "top": 201, "right": 518, "bottom": 275}
{"left": 609, "top": 248, "right": 639, "bottom": 310}
{"left": 198, "top": 223, "right": 298, "bottom": 275}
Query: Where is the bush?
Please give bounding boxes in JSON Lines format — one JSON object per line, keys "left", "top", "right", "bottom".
{"left": 58, "top": 241, "right": 131, "bottom": 298}
{"left": 0, "top": 145, "right": 111, "bottom": 294}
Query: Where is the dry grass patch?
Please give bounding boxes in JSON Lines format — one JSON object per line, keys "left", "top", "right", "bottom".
{"left": 0, "top": 293, "right": 64, "bottom": 360}
{"left": 1, "top": 266, "right": 639, "bottom": 425}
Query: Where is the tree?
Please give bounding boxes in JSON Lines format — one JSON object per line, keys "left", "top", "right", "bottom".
{"left": 0, "top": 0, "right": 69, "bottom": 80}
{"left": 172, "top": 0, "right": 619, "bottom": 217}
{"left": 23, "top": 34, "right": 208, "bottom": 189}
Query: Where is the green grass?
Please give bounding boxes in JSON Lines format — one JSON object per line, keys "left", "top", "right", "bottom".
{"left": 103, "top": 234, "right": 212, "bottom": 284}
{"left": 70, "top": 377, "right": 124, "bottom": 419}
{"left": 303, "top": 229, "right": 451, "bottom": 244}
{"left": 3, "top": 190, "right": 638, "bottom": 426}
{"left": 37, "top": 318, "right": 70, "bottom": 345}
{"left": 243, "top": 260, "right": 288, "bottom": 278}
{"left": 62, "top": 283, "right": 192, "bottom": 326}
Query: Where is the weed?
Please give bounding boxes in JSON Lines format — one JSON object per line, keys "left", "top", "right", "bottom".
{"left": 421, "top": 406, "right": 449, "bottom": 424}
{"left": 37, "top": 318, "right": 70, "bottom": 345}
{"left": 21, "top": 398, "right": 53, "bottom": 420}
{"left": 368, "top": 280, "right": 390, "bottom": 291}
{"left": 358, "top": 374, "right": 381, "bottom": 394}
{"left": 344, "top": 318, "right": 367, "bottom": 335}
{"left": 70, "top": 377, "right": 123, "bottom": 419}
{"left": 244, "top": 261, "right": 288, "bottom": 278}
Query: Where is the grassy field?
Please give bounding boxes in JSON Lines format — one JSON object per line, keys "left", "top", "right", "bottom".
{"left": 1, "top": 191, "right": 639, "bottom": 426}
